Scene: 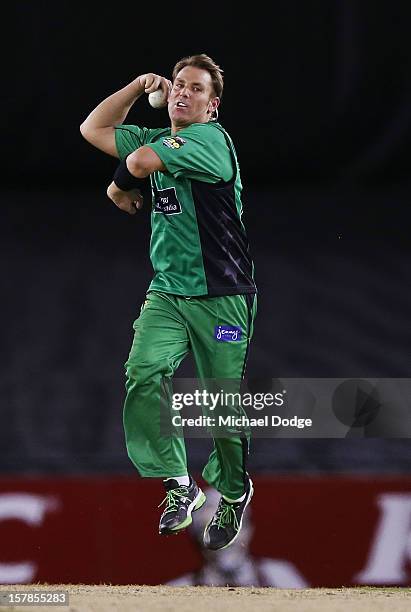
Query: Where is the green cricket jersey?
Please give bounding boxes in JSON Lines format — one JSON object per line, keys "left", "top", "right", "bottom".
{"left": 115, "top": 121, "right": 256, "bottom": 297}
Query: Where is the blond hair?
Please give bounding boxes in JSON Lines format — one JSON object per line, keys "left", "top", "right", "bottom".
{"left": 172, "top": 54, "right": 224, "bottom": 99}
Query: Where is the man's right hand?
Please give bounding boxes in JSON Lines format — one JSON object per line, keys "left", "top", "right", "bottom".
{"left": 106, "top": 182, "right": 143, "bottom": 215}
{"left": 138, "top": 73, "right": 172, "bottom": 96}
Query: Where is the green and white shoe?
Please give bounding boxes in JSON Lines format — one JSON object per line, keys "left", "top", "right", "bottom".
{"left": 203, "top": 477, "right": 254, "bottom": 550}
{"left": 158, "top": 476, "right": 206, "bottom": 535}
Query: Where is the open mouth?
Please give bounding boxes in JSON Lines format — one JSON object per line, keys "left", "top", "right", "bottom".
{"left": 176, "top": 101, "right": 188, "bottom": 109}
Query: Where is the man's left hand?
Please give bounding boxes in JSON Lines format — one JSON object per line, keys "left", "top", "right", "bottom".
{"left": 106, "top": 182, "right": 143, "bottom": 215}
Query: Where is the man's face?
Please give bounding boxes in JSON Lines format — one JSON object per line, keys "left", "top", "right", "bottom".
{"left": 168, "top": 66, "right": 219, "bottom": 129}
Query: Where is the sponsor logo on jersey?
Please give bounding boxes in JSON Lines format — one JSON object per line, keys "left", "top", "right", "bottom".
{"left": 153, "top": 187, "right": 182, "bottom": 215}
{"left": 214, "top": 325, "right": 242, "bottom": 342}
{"left": 162, "top": 136, "right": 186, "bottom": 149}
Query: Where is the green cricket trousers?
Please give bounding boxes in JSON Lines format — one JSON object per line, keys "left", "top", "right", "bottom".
{"left": 123, "top": 290, "right": 257, "bottom": 499}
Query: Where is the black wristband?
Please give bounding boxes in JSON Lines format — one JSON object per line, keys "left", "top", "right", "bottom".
{"left": 113, "top": 157, "right": 140, "bottom": 191}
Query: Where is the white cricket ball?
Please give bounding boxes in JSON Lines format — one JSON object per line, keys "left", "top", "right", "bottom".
{"left": 148, "top": 88, "right": 168, "bottom": 109}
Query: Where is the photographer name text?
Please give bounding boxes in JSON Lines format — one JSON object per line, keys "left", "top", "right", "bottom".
{"left": 171, "top": 415, "right": 312, "bottom": 429}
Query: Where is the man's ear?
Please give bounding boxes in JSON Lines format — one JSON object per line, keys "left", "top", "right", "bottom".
{"left": 208, "top": 97, "right": 220, "bottom": 114}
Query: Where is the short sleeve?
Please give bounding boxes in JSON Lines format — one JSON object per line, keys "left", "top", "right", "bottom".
{"left": 115, "top": 124, "right": 155, "bottom": 160}
{"left": 145, "top": 124, "right": 233, "bottom": 183}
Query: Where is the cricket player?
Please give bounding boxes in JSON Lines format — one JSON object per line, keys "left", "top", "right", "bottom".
{"left": 80, "top": 54, "right": 257, "bottom": 550}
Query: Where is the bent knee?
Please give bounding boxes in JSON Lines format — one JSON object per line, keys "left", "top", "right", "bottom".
{"left": 125, "top": 356, "right": 172, "bottom": 386}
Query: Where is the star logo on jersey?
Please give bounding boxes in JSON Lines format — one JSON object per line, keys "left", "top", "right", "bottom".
{"left": 218, "top": 255, "right": 242, "bottom": 284}
{"left": 222, "top": 264, "right": 238, "bottom": 283}
{"left": 162, "top": 136, "right": 186, "bottom": 150}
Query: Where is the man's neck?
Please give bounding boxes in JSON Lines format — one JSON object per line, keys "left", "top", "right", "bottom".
{"left": 171, "top": 119, "right": 211, "bottom": 135}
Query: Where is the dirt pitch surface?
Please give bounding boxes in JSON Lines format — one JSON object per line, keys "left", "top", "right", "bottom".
{"left": 0, "top": 585, "right": 410, "bottom": 612}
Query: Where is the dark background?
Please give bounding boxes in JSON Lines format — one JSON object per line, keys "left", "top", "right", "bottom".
{"left": 2, "top": 1, "right": 411, "bottom": 474}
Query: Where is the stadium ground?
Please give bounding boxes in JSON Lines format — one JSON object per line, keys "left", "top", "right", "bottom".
{"left": 0, "top": 585, "right": 410, "bottom": 612}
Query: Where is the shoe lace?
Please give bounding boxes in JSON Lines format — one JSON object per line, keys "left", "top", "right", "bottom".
{"left": 212, "top": 499, "right": 239, "bottom": 530}
{"left": 158, "top": 487, "right": 188, "bottom": 514}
